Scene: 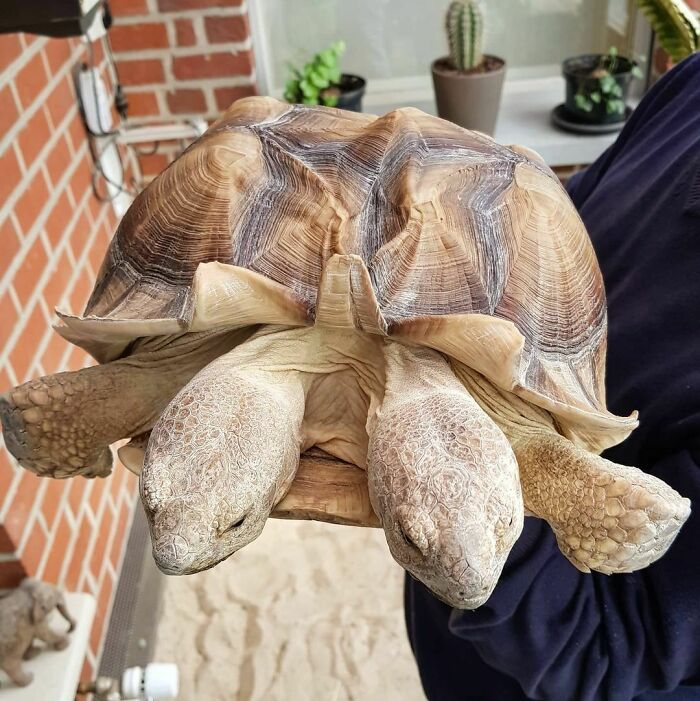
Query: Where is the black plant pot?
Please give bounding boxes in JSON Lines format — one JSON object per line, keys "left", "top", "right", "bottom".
{"left": 334, "top": 74, "right": 366, "bottom": 112}
{"left": 562, "top": 54, "right": 636, "bottom": 124}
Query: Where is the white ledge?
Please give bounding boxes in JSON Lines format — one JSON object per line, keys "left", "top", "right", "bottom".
{"left": 0, "top": 592, "right": 96, "bottom": 701}
{"left": 366, "top": 76, "right": 627, "bottom": 167}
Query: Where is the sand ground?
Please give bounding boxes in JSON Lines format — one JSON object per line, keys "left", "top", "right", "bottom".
{"left": 153, "top": 519, "right": 426, "bottom": 701}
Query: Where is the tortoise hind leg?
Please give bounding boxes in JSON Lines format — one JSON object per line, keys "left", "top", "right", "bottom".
{"left": 0, "top": 329, "right": 252, "bottom": 478}
{"left": 512, "top": 432, "right": 691, "bottom": 574}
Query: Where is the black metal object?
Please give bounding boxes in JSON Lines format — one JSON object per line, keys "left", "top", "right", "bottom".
{"left": 98, "top": 505, "right": 165, "bottom": 678}
{"left": 0, "top": 0, "right": 103, "bottom": 38}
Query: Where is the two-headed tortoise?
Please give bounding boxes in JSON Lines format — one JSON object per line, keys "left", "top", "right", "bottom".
{"left": 1, "top": 97, "right": 689, "bottom": 609}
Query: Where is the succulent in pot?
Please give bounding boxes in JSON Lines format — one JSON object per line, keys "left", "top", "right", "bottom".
{"left": 562, "top": 47, "right": 643, "bottom": 125}
{"left": 431, "top": 0, "right": 506, "bottom": 135}
{"left": 283, "top": 41, "right": 366, "bottom": 112}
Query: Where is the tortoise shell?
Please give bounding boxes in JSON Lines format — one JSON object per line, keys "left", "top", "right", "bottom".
{"left": 56, "top": 96, "right": 636, "bottom": 452}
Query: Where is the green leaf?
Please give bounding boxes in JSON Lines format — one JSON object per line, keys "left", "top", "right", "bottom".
{"left": 631, "top": 65, "right": 644, "bottom": 78}
{"left": 611, "top": 83, "right": 623, "bottom": 97}
{"left": 599, "top": 74, "right": 616, "bottom": 93}
{"left": 590, "top": 91, "right": 602, "bottom": 103}
{"left": 322, "top": 93, "right": 339, "bottom": 107}
{"left": 575, "top": 93, "right": 593, "bottom": 112}
{"left": 636, "top": 0, "right": 700, "bottom": 63}
{"left": 309, "top": 70, "right": 330, "bottom": 89}
{"left": 606, "top": 98, "right": 625, "bottom": 114}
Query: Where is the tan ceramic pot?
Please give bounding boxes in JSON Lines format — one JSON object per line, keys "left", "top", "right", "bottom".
{"left": 431, "top": 55, "right": 506, "bottom": 135}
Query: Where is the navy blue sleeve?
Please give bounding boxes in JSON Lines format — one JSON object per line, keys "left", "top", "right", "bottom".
{"left": 446, "top": 449, "right": 700, "bottom": 700}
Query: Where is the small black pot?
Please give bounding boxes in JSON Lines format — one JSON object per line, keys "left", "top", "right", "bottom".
{"left": 562, "top": 54, "right": 635, "bottom": 124}
{"left": 334, "top": 74, "right": 366, "bottom": 112}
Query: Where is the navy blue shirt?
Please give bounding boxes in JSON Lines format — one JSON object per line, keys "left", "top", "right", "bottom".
{"left": 405, "top": 55, "right": 700, "bottom": 701}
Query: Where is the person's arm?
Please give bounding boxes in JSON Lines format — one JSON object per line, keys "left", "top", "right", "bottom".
{"left": 447, "top": 448, "right": 700, "bottom": 701}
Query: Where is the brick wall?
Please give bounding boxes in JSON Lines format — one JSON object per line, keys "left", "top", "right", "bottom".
{"left": 111, "top": 0, "right": 257, "bottom": 178}
{"left": 1, "top": 4, "right": 259, "bottom": 685}
{"left": 0, "top": 32, "right": 139, "bottom": 682}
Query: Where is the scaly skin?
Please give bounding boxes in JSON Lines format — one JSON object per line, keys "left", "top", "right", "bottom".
{"left": 141, "top": 350, "right": 306, "bottom": 575}
{"left": 367, "top": 343, "right": 524, "bottom": 609}
{"left": 513, "top": 433, "right": 691, "bottom": 574}
{"left": 0, "top": 330, "right": 252, "bottom": 478}
{"left": 451, "top": 361, "right": 692, "bottom": 574}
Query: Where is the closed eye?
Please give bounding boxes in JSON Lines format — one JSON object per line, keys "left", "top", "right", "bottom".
{"left": 223, "top": 516, "right": 246, "bottom": 533}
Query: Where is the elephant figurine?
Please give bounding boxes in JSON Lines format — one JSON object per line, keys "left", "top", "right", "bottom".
{"left": 0, "top": 578, "right": 76, "bottom": 687}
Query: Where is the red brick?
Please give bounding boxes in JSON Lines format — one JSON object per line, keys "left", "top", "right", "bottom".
{"left": 0, "top": 85, "right": 19, "bottom": 138}
{"left": 45, "top": 192, "right": 74, "bottom": 247}
{"left": 172, "top": 51, "right": 252, "bottom": 80}
{"left": 67, "top": 113, "right": 88, "bottom": 156}
{"left": 109, "top": 500, "right": 131, "bottom": 568}
{"left": 14, "top": 236, "right": 48, "bottom": 306}
{"left": 65, "top": 516, "right": 91, "bottom": 590}
{"left": 159, "top": 0, "right": 241, "bottom": 8}
{"left": 109, "top": 23, "right": 169, "bottom": 52}
{"left": 69, "top": 269, "right": 93, "bottom": 315}
{"left": 214, "top": 84, "right": 256, "bottom": 111}
{"left": 166, "top": 88, "right": 207, "bottom": 114}
{"left": 14, "top": 236, "right": 49, "bottom": 308}
{"left": 42, "top": 332, "right": 69, "bottom": 374}
{"left": 0, "top": 449, "right": 17, "bottom": 512}
{"left": 0, "top": 34, "right": 22, "bottom": 70}
{"left": 89, "top": 571, "right": 114, "bottom": 652}
{"left": 117, "top": 59, "right": 165, "bottom": 86}
{"left": 20, "top": 522, "right": 48, "bottom": 575}
{"left": 18, "top": 107, "right": 52, "bottom": 169}
{"left": 14, "top": 172, "right": 50, "bottom": 236}
{"left": 46, "top": 135, "right": 73, "bottom": 188}
{"left": 111, "top": 0, "right": 149, "bottom": 13}
{"left": 42, "top": 513, "right": 72, "bottom": 584}
{"left": 80, "top": 657, "right": 95, "bottom": 685}
{"left": 174, "top": 18, "right": 196, "bottom": 46}
{"left": 204, "top": 14, "right": 249, "bottom": 43}
{"left": 125, "top": 90, "right": 159, "bottom": 117}
{"left": 88, "top": 232, "right": 109, "bottom": 275}
{"left": 15, "top": 52, "right": 49, "bottom": 110}
{"left": 0, "top": 559, "right": 26, "bottom": 588}
{"left": 69, "top": 210, "right": 92, "bottom": 262}
{"left": 41, "top": 479, "right": 68, "bottom": 530}
{"left": 67, "top": 479, "right": 88, "bottom": 518}
{"left": 69, "top": 158, "right": 94, "bottom": 209}
{"left": 90, "top": 518, "right": 112, "bottom": 579}
{"left": 0, "top": 294, "right": 18, "bottom": 364}
{"left": 43, "top": 38, "right": 72, "bottom": 74}
{"left": 0, "top": 217, "right": 20, "bottom": 280}
{"left": 9, "top": 302, "right": 49, "bottom": 382}
{"left": 139, "top": 152, "right": 170, "bottom": 177}
{"left": 3, "top": 471, "right": 43, "bottom": 545}
{"left": 0, "top": 524, "right": 15, "bottom": 553}
{"left": 0, "top": 146, "right": 22, "bottom": 205}
{"left": 46, "top": 77, "right": 75, "bottom": 128}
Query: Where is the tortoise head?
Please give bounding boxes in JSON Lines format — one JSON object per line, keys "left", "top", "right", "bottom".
{"left": 140, "top": 368, "right": 298, "bottom": 575}
{"left": 368, "top": 350, "right": 525, "bottom": 609}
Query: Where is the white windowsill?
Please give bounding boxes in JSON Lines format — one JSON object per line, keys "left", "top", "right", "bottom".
{"left": 0, "top": 593, "right": 96, "bottom": 701}
{"left": 365, "top": 75, "right": 631, "bottom": 167}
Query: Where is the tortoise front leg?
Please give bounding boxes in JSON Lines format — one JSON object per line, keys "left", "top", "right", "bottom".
{"left": 0, "top": 330, "right": 251, "bottom": 478}
{"left": 512, "top": 433, "right": 691, "bottom": 574}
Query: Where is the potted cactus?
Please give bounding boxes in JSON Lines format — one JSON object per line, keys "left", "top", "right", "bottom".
{"left": 431, "top": 0, "right": 506, "bottom": 134}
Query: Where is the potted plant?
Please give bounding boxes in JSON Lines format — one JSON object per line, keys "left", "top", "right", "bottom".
{"left": 635, "top": 0, "right": 699, "bottom": 74}
{"left": 283, "top": 41, "right": 366, "bottom": 112}
{"left": 560, "top": 47, "right": 643, "bottom": 126}
{"left": 431, "top": 0, "right": 506, "bottom": 135}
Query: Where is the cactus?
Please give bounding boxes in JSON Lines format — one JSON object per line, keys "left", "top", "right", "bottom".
{"left": 446, "top": 0, "right": 484, "bottom": 71}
